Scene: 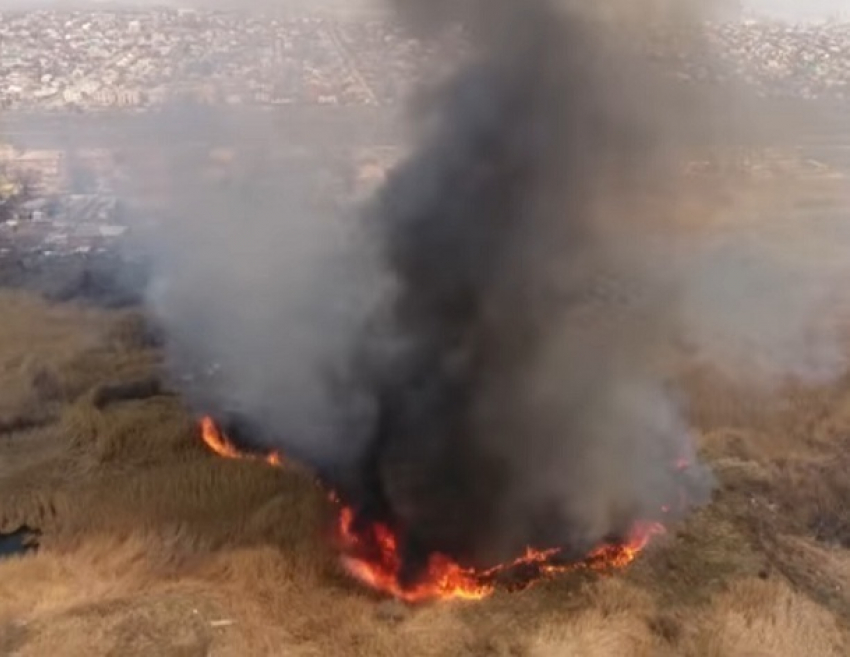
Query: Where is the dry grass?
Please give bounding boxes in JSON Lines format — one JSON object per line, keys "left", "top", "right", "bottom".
{"left": 0, "top": 291, "right": 158, "bottom": 443}
{"left": 3, "top": 531, "right": 845, "bottom": 657}
{"left": 0, "top": 523, "right": 481, "bottom": 656}
{"left": 680, "top": 578, "right": 848, "bottom": 657}
{"left": 530, "top": 580, "right": 666, "bottom": 657}
{"left": 3, "top": 252, "right": 850, "bottom": 655}
{"left": 0, "top": 291, "right": 104, "bottom": 433}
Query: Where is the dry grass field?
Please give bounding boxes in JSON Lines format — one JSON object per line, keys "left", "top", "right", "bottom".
{"left": 2, "top": 175, "right": 850, "bottom": 655}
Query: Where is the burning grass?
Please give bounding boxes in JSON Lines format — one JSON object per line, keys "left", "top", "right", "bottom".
{"left": 2, "top": 289, "right": 850, "bottom": 654}
{"left": 200, "top": 414, "right": 671, "bottom": 602}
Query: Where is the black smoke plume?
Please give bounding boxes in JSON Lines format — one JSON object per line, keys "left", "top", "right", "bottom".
{"left": 148, "top": 0, "right": 847, "bottom": 586}
{"left": 342, "top": 0, "right": 714, "bottom": 576}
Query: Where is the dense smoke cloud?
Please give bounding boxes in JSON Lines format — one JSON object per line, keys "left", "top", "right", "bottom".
{"left": 147, "top": 0, "right": 847, "bottom": 576}
{"left": 345, "top": 0, "right": 715, "bottom": 571}
{"left": 147, "top": 129, "right": 386, "bottom": 467}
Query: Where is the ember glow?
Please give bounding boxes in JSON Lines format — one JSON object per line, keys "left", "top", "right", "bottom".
{"left": 198, "top": 416, "right": 672, "bottom": 602}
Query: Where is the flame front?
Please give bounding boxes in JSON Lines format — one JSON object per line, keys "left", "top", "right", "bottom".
{"left": 336, "top": 506, "right": 494, "bottom": 601}
{"left": 198, "top": 416, "right": 669, "bottom": 602}
{"left": 200, "top": 416, "right": 283, "bottom": 467}
{"left": 336, "top": 506, "right": 665, "bottom": 602}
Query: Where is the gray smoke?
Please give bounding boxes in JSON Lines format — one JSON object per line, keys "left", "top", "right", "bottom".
{"left": 148, "top": 131, "right": 386, "bottom": 467}
{"left": 345, "top": 0, "right": 716, "bottom": 572}
{"left": 145, "top": 0, "right": 849, "bottom": 578}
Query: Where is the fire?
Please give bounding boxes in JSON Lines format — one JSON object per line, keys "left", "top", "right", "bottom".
{"left": 336, "top": 507, "right": 494, "bottom": 601}
{"left": 199, "top": 415, "right": 283, "bottom": 467}
{"left": 198, "top": 416, "right": 670, "bottom": 603}
{"left": 336, "top": 507, "right": 665, "bottom": 602}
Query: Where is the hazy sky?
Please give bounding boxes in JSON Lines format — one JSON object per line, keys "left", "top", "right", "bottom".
{"left": 747, "top": 0, "right": 849, "bottom": 18}
{"left": 1, "top": 0, "right": 848, "bottom": 20}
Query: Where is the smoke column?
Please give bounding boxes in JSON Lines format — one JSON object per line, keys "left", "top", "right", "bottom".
{"left": 342, "top": 0, "right": 717, "bottom": 576}
{"left": 146, "top": 0, "right": 849, "bottom": 580}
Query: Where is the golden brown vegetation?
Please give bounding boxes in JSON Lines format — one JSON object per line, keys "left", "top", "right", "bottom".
{"left": 2, "top": 243, "right": 850, "bottom": 657}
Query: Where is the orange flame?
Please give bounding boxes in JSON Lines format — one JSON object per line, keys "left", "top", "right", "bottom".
{"left": 198, "top": 416, "right": 669, "bottom": 602}
{"left": 199, "top": 415, "right": 284, "bottom": 467}
{"left": 336, "top": 506, "right": 494, "bottom": 601}
{"left": 336, "top": 506, "right": 665, "bottom": 602}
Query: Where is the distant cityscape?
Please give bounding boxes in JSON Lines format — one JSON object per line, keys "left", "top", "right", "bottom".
{"left": 2, "top": 7, "right": 850, "bottom": 262}
{"left": 0, "top": 8, "right": 454, "bottom": 111}
{"left": 1, "top": 8, "right": 850, "bottom": 114}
